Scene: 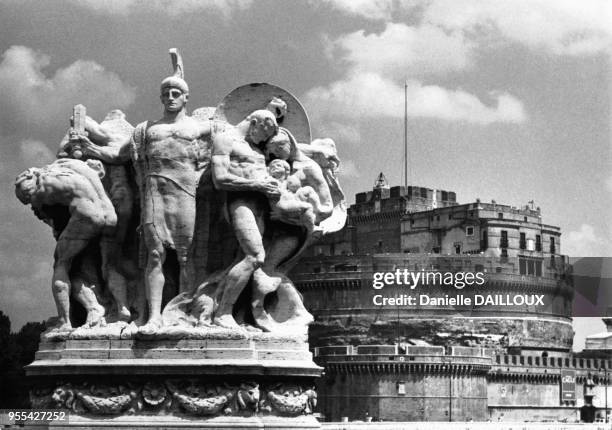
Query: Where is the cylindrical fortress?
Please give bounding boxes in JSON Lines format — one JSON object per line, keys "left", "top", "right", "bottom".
{"left": 294, "top": 253, "right": 573, "bottom": 351}
{"left": 288, "top": 177, "right": 577, "bottom": 421}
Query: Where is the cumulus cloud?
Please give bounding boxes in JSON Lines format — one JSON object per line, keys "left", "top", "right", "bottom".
{"left": 320, "top": 0, "right": 612, "bottom": 56}
{"left": 312, "top": 121, "right": 361, "bottom": 148}
{"left": 0, "top": 46, "right": 135, "bottom": 137}
{"left": 315, "top": 0, "right": 396, "bottom": 21}
{"left": 304, "top": 72, "right": 526, "bottom": 125}
{"left": 423, "top": 0, "right": 612, "bottom": 56}
{"left": 69, "top": 0, "right": 253, "bottom": 16}
{"left": 606, "top": 176, "right": 612, "bottom": 193}
{"left": 564, "top": 224, "right": 612, "bottom": 257}
{"left": 337, "top": 159, "right": 359, "bottom": 179}
{"left": 330, "top": 23, "right": 472, "bottom": 78}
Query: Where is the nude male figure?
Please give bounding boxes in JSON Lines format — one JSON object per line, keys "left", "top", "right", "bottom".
{"left": 76, "top": 50, "right": 211, "bottom": 333}
{"left": 15, "top": 159, "right": 116, "bottom": 330}
{"left": 211, "top": 109, "right": 280, "bottom": 329}
{"left": 58, "top": 109, "right": 139, "bottom": 324}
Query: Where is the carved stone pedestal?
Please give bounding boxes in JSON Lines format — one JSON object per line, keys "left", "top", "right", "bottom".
{"left": 27, "top": 329, "right": 321, "bottom": 429}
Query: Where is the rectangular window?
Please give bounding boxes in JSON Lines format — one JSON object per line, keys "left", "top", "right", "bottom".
{"left": 550, "top": 237, "right": 556, "bottom": 254}
{"left": 501, "top": 249, "right": 508, "bottom": 258}
{"left": 498, "top": 212, "right": 503, "bottom": 219}
{"left": 527, "top": 259, "right": 535, "bottom": 275}
{"left": 535, "top": 260, "right": 542, "bottom": 276}
{"left": 500, "top": 230, "right": 508, "bottom": 248}
{"left": 536, "top": 235, "right": 542, "bottom": 251}
{"left": 519, "top": 258, "right": 527, "bottom": 275}
{"left": 466, "top": 226, "right": 474, "bottom": 236}
{"left": 519, "top": 232, "right": 526, "bottom": 250}
{"left": 482, "top": 230, "right": 488, "bottom": 250}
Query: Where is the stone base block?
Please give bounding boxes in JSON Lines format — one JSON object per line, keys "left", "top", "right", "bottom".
{"left": 17, "top": 415, "right": 320, "bottom": 429}
{"left": 26, "top": 336, "right": 322, "bottom": 429}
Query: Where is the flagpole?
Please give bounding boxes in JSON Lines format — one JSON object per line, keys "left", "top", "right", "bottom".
{"left": 404, "top": 80, "right": 408, "bottom": 189}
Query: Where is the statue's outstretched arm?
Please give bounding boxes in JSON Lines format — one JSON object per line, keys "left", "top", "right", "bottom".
{"left": 77, "top": 135, "right": 131, "bottom": 164}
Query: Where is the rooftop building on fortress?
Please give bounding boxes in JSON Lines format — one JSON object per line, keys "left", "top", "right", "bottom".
{"left": 291, "top": 174, "right": 611, "bottom": 423}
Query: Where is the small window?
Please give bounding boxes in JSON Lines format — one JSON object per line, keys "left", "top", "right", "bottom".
{"left": 498, "top": 213, "right": 503, "bottom": 219}
{"left": 455, "top": 245, "right": 461, "bottom": 254}
{"left": 501, "top": 249, "right": 508, "bottom": 257}
{"left": 550, "top": 237, "right": 556, "bottom": 254}
{"left": 520, "top": 232, "right": 526, "bottom": 250}
{"left": 536, "top": 235, "right": 542, "bottom": 251}
{"left": 448, "top": 214, "right": 452, "bottom": 220}
{"left": 436, "top": 215, "right": 440, "bottom": 221}
{"left": 500, "top": 230, "right": 508, "bottom": 248}
{"left": 313, "top": 267, "right": 321, "bottom": 273}
{"left": 466, "top": 226, "right": 474, "bottom": 236}
{"left": 524, "top": 216, "right": 528, "bottom": 222}
{"left": 527, "top": 259, "right": 535, "bottom": 275}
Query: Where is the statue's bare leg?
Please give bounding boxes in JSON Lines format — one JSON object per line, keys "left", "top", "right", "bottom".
{"left": 100, "top": 238, "right": 131, "bottom": 322}
{"left": 276, "top": 281, "right": 314, "bottom": 327}
{"left": 140, "top": 224, "right": 166, "bottom": 334}
{"left": 214, "top": 199, "right": 265, "bottom": 330}
{"left": 175, "top": 197, "right": 196, "bottom": 295}
{"left": 52, "top": 236, "right": 91, "bottom": 330}
{"left": 71, "top": 269, "right": 106, "bottom": 328}
{"left": 178, "top": 251, "right": 195, "bottom": 295}
{"left": 252, "top": 234, "right": 299, "bottom": 331}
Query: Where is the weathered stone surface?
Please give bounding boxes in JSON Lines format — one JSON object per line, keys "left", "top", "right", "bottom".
{"left": 309, "top": 316, "right": 574, "bottom": 350}
{"left": 14, "top": 48, "right": 347, "bottom": 428}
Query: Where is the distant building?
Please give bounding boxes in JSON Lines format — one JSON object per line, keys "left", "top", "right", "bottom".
{"left": 291, "top": 174, "right": 611, "bottom": 422}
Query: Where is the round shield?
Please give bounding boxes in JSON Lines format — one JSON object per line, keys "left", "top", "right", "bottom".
{"left": 214, "top": 83, "right": 311, "bottom": 144}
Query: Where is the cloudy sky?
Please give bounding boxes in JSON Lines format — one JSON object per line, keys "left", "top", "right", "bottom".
{"left": 0, "top": 0, "right": 610, "bottom": 346}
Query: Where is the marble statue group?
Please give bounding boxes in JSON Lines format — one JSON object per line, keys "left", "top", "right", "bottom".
{"left": 16, "top": 49, "right": 345, "bottom": 339}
